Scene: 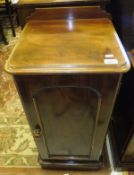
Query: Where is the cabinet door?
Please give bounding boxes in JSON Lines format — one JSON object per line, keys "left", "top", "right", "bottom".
{"left": 14, "top": 74, "right": 120, "bottom": 161}
{"left": 33, "top": 86, "right": 99, "bottom": 158}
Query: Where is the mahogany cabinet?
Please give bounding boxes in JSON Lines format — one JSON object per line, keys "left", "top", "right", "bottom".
{"left": 5, "top": 7, "right": 130, "bottom": 169}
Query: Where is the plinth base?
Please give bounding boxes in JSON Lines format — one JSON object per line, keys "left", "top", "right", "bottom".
{"left": 39, "top": 156, "right": 103, "bottom": 170}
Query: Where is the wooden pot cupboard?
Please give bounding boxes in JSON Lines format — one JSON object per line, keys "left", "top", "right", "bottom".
{"left": 5, "top": 7, "right": 130, "bottom": 169}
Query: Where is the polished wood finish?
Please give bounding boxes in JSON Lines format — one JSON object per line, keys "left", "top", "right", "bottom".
{"left": 14, "top": 73, "right": 121, "bottom": 169}
{"left": 15, "top": 6, "right": 111, "bottom": 29}
{"left": 27, "top": 6, "right": 110, "bottom": 20}
{"left": 5, "top": 8, "right": 130, "bottom": 74}
{"left": 5, "top": 7, "right": 130, "bottom": 169}
{"left": 14, "top": 0, "right": 110, "bottom": 28}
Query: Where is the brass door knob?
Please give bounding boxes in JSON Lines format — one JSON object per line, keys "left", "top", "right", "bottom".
{"left": 33, "top": 125, "right": 42, "bottom": 138}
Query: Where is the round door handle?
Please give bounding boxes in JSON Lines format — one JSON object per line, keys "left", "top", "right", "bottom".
{"left": 33, "top": 125, "right": 42, "bottom": 138}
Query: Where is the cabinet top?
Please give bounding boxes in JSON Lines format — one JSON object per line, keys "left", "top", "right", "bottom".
{"left": 5, "top": 7, "right": 130, "bottom": 75}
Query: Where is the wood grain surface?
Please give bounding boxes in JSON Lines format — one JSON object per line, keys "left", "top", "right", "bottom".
{"left": 5, "top": 7, "right": 130, "bottom": 74}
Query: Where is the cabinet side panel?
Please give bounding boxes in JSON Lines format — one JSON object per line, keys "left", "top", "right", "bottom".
{"left": 90, "top": 74, "right": 122, "bottom": 160}
{"left": 14, "top": 76, "right": 49, "bottom": 159}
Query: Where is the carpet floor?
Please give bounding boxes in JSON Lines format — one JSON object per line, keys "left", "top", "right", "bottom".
{"left": 0, "top": 27, "right": 40, "bottom": 167}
